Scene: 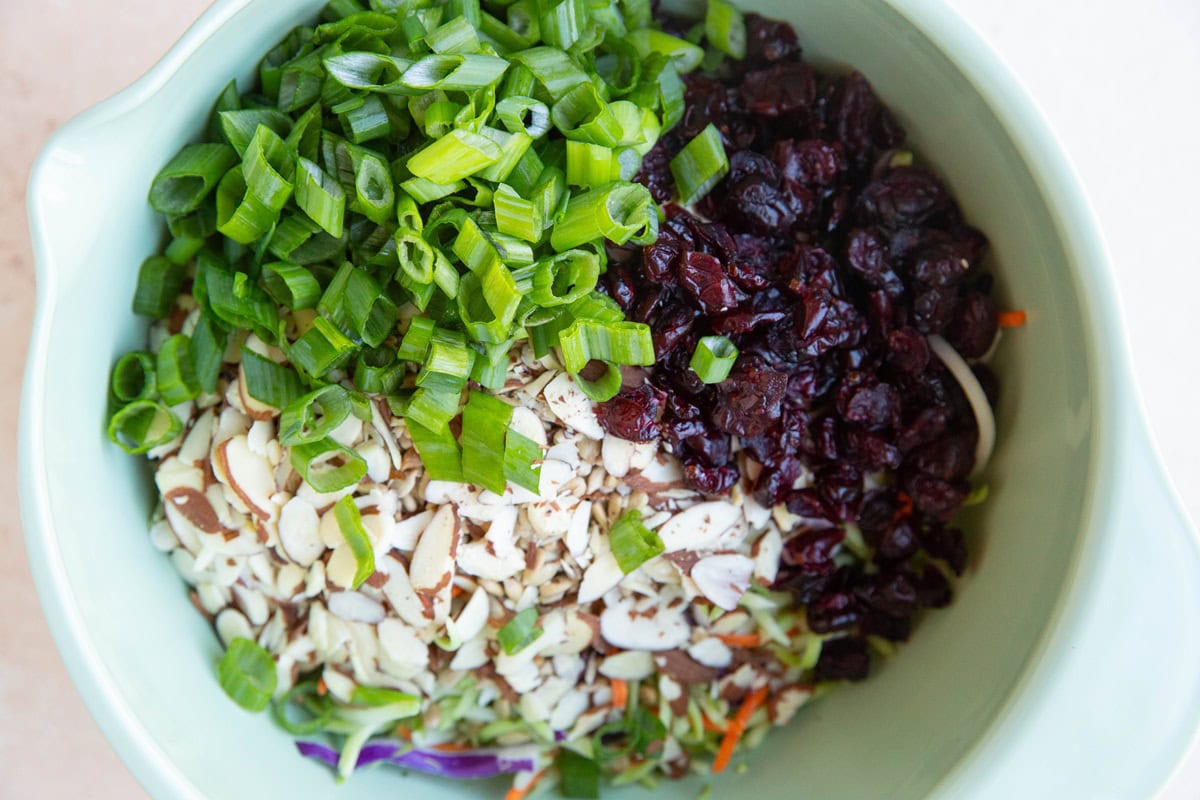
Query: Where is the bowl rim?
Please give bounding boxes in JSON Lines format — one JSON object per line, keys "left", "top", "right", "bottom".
{"left": 17, "top": 0, "right": 1160, "bottom": 796}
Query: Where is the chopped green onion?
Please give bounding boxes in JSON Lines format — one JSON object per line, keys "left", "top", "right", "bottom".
{"left": 285, "top": 103, "right": 324, "bottom": 162}
{"left": 397, "top": 316, "right": 436, "bottom": 362}
{"left": 530, "top": 249, "right": 599, "bottom": 306}
{"left": 407, "top": 129, "right": 502, "bottom": 184}
{"left": 426, "top": 16, "right": 482, "bottom": 53}
{"left": 338, "top": 94, "right": 392, "bottom": 144}
{"left": 608, "top": 509, "right": 664, "bottom": 573}
{"left": 333, "top": 494, "right": 375, "bottom": 589}
{"left": 215, "top": 167, "right": 278, "bottom": 245}
{"left": 243, "top": 124, "right": 295, "bottom": 212}
{"left": 406, "top": 386, "right": 463, "bottom": 432}
{"left": 164, "top": 235, "right": 205, "bottom": 267}
{"left": 350, "top": 685, "right": 422, "bottom": 709}
{"left": 261, "top": 261, "right": 322, "bottom": 309}
{"left": 705, "top": 0, "right": 746, "bottom": 59}
{"left": 190, "top": 314, "right": 227, "bottom": 394}
{"left": 294, "top": 158, "right": 346, "bottom": 237}
{"left": 156, "top": 334, "right": 200, "bottom": 406}
{"left": 108, "top": 400, "right": 182, "bottom": 454}
{"left": 402, "top": 53, "right": 510, "bottom": 92}
{"left": 477, "top": 128, "right": 533, "bottom": 183}
{"left": 131, "top": 256, "right": 186, "bottom": 319}
{"left": 495, "top": 96, "right": 551, "bottom": 138}
{"left": 241, "top": 347, "right": 305, "bottom": 408}
{"left": 550, "top": 182, "right": 655, "bottom": 251}
{"left": 400, "top": 176, "right": 466, "bottom": 204}
{"left": 344, "top": 269, "right": 398, "bottom": 348}
{"left": 557, "top": 319, "right": 655, "bottom": 373}
{"left": 628, "top": 28, "right": 704, "bottom": 73}
{"left": 509, "top": 46, "right": 589, "bottom": 101}
{"left": 278, "top": 384, "right": 353, "bottom": 446}
{"left": 497, "top": 607, "right": 543, "bottom": 655}
{"left": 500, "top": 60, "right": 537, "bottom": 98}
{"left": 539, "top": 0, "right": 585, "bottom": 48}
{"left": 219, "top": 109, "right": 292, "bottom": 156}
{"left": 289, "top": 316, "right": 358, "bottom": 377}
{"left": 493, "top": 184, "right": 542, "bottom": 243}
{"left": 395, "top": 229, "right": 437, "bottom": 286}
{"left": 217, "top": 638, "right": 277, "bottom": 713}
{"left": 351, "top": 149, "right": 395, "bottom": 224}
{"left": 556, "top": 749, "right": 601, "bottom": 799}
{"left": 354, "top": 348, "right": 405, "bottom": 394}
{"left": 503, "top": 428, "right": 542, "bottom": 492}
{"left": 269, "top": 214, "right": 347, "bottom": 264}
{"left": 670, "top": 123, "right": 729, "bottom": 206}
{"left": 111, "top": 352, "right": 156, "bottom": 405}
{"left": 690, "top": 335, "right": 738, "bottom": 384}
{"left": 565, "top": 141, "right": 621, "bottom": 188}
{"left": 461, "top": 390, "right": 514, "bottom": 494}
{"left": 323, "top": 51, "right": 412, "bottom": 92}
{"left": 551, "top": 82, "right": 622, "bottom": 146}
{"left": 290, "top": 438, "right": 367, "bottom": 493}
{"left": 406, "top": 418, "right": 465, "bottom": 482}
{"left": 417, "top": 329, "right": 475, "bottom": 393}
{"left": 574, "top": 361, "right": 622, "bottom": 401}
{"left": 148, "top": 143, "right": 238, "bottom": 215}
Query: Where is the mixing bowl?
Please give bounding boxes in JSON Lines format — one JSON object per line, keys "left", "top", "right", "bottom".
{"left": 21, "top": 0, "right": 1200, "bottom": 797}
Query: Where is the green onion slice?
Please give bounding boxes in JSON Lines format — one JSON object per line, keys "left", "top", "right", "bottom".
{"left": 107, "top": 400, "right": 181, "bottom": 454}
{"left": 278, "top": 384, "right": 353, "bottom": 446}
{"left": 407, "top": 129, "right": 502, "bottom": 184}
{"left": 131, "top": 256, "right": 186, "bottom": 319}
{"left": 406, "top": 418, "right": 465, "bottom": 482}
{"left": 557, "top": 319, "right": 655, "bottom": 373}
{"left": 111, "top": 352, "right": 156, "bottom": 405}
{"left": 550, "top": 182, "right": 655, "bottom": 251}
{"left": 241, "top": 347, "right": 305, "bottom": 409}
{"left": 705, "top": 0, "right": 746, "bottom": 59}
{"left": 608, "top": 509, "right": 665, "bottom": 573}
{"left": 497, "top": 607, "right": 543, "bottom": 655}
{"left": 262, "top": 261, "right": 322, "bottom": 310}
{"left": 556, "top": 749, "right": 601, "bottom": 799}
{"left": 290, "top": 438, "right": 367, "bottom": 493}
{"left": 190, "top": 314, "right": 227, "bottom": 394}
{"left": 333, "top": 494, "right": 375, "bottom": 589}
{"left": 670, "top": 123, "right": 730, "bottom": 206}
{"left": 149, "top": 143, "right": 238, "bottom": 216}
{"left": 461, "top": 390, "right": 514, "bottom": 494}
{"left": 217, "top": 638, "right": 277, "bottom": 713}
{"left": 156, "top": 334, "right": 200, "bottom": 406}
{"left": 503, "top": 428, "right": 542, "bottom": 493}
{"left": 294, "top": 158, "right": 346, "bottom": 237}
{"left": 690, "top": 335, "right": 739, "bottom": 384}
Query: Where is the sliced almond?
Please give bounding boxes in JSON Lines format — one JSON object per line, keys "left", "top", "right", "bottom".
{"left": 409, "top": 505, "right": 459, "bottom": 625}
{"left": 510, "top": 405, "right": 549, "bottom": 447}
{"left": 601, "top": 436, "right": 637, "bottom": 479}
{"left": 328, "top": 591, "right": 386, "bottom": 624}
{"left": 599, "top": 650, "right": 655, "bottom": 681}
{"left": 278, "top": 497, "right": 324, "bottom": 567}
{"left": 542, "top": 372, "right": 604, "bottom": 439}
{"left": 656, "top": 501, "right": 742, "bottom": 553}
{"left": 215, "top": 608, "right": 254, "bottom": 648}
{"left": 445, "top": 587, "right": 491, "bottom": 648}
{"left": 691, "top": 554, "right": 755, "bottom": 611}
{"left": 178, "top": 409, "right": 215, "bottom": 465}
{"left": 752, "top": 527, "right": 783, "bottom": 585}
{"left": 577, "top": 549, "right": 624, "bottom": 605}
{"left": 164, "top": 488, "right": 226, "bottom": 534}
{"left": 599, "top": 596, "right": 690, "bottom": 652}
{"left": 768, "top": 684, "right": 813, "bottom": 726}
{"left": 377, "top": 618, "right": 430, "bottom": 680}
{"left": 213, "top": 435, "right": 279, "bottom": 522}
{"left": 392, "top": 510, "right": 433, "bottom": 552}
{"left": 380, "top": 557, "right": 431, "bottom": 629}
{"left": 687, "top": 637, "right": 733, "bottom": 669}
{"left": 565, "top": 501, "right": 592, "bottom": 560}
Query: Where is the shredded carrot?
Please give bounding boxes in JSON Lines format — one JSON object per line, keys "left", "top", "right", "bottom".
{"left": 610, "top": 678, "right": 628, "bottom": 709}
{"left": 316, "top": 678, "right": 327, "bottom": 696}
{"left": 504, "top": 767, "right": 548, "bottom": 800}
{"left": 432, "top": 742, "right": 474, "bottom": 752}
{"left": 712, "top": 685, "right": 770, "bottom": 774}
{"left": 715, "top": 633, "right": 763, "bottom": 648}
{"left": 393, "top": 725, "right": 413, "bottom": 741}
{"left": 893, "top": 491, "right": 914, "bottom": 522}
{"left": 702, "top": 714, "right": 727, "bottom": 734}
{"left": 998, "top": 310, "right": 1027, "bottom": 328}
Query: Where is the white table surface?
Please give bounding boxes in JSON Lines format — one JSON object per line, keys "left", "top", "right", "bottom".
{"left": 0, "top": 0, "right": 1196, "bottom": 797}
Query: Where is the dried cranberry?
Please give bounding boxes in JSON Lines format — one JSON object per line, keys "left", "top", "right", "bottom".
{"left": 837, "top": 377, "right": 901, "bottom": 431}
{"left": 886, "top": 327, "right": 930, "bottom": 374}
{"left": 683, "top": 461, "right": 740, "bottom": 494}
{"left": 903, "top": 473, "right": 968, "bottom": 521}
{"left": 807, "top": 591, "right": 860, "bottom": 633}
{"left": 743, "top": 13, "right": 799, "bottom": 63}
{"left": 912, "top": 286, "right": 960, "bottom": 334}
{"left": 678, "top": 251, "right": 742, "bottom": 314}
{"left": 599, "top": 383, "right": 664, "bottom": 442}
{"left": 920, "top": 525, "right": 968, "bottom": 575}
{"left": 814, "top": 637, "right": 871, "bottom": 682}
{"left": 794, "top": 288, "right": 867, "bottom": 356}
{"left": 913, "top": 565, "right": 953, "bottom": 608}
{"left": 634, "top": 139, "right": 676, "bottom": 203}
{"left": 773, "top": 139, "right": 843, "bottom": 186}
{"left": 783, "top": 528, "right": 845, "bottom": 566}
{"left": 723, "top": 177, "right": 800, "bottom": 236}
{"left": 946, "top": 290, "right": 998, "bottom": 359}
{"left": 911, "top": 431, "right": 976, "bottom": 482}
{"left": 816, "top": 462, "right": 863, "bottom": 520}
{"left": 726, "top": 150, "right": 780, "bottom": 186}
{"left": 740, "top": 62, "right": 816, "bottom": 117}
{"left": 712, "top": 363, "right": 788, "bottom": 437}
{"left": 857, "top": 167, "right": 951, "bottom": 230}
{"left": 641, "top": 240, "right": 681, "bottom": 285}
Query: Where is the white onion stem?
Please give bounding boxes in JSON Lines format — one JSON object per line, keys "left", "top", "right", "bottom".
{"left": 927, "top": 334, "right": 996, "bottom": 478}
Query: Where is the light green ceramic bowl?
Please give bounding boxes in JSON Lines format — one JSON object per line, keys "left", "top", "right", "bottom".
{"left": 21, "top": 0, "right": 1200, "bottom": 797}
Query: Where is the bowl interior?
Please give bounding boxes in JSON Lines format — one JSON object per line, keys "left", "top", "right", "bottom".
{"left": 24, "top": 0, "right": 1097, "bottom": 797}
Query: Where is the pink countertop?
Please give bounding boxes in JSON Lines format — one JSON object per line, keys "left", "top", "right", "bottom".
{"left": 2, "top": 1, "right": 1197, "bottom": 798}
